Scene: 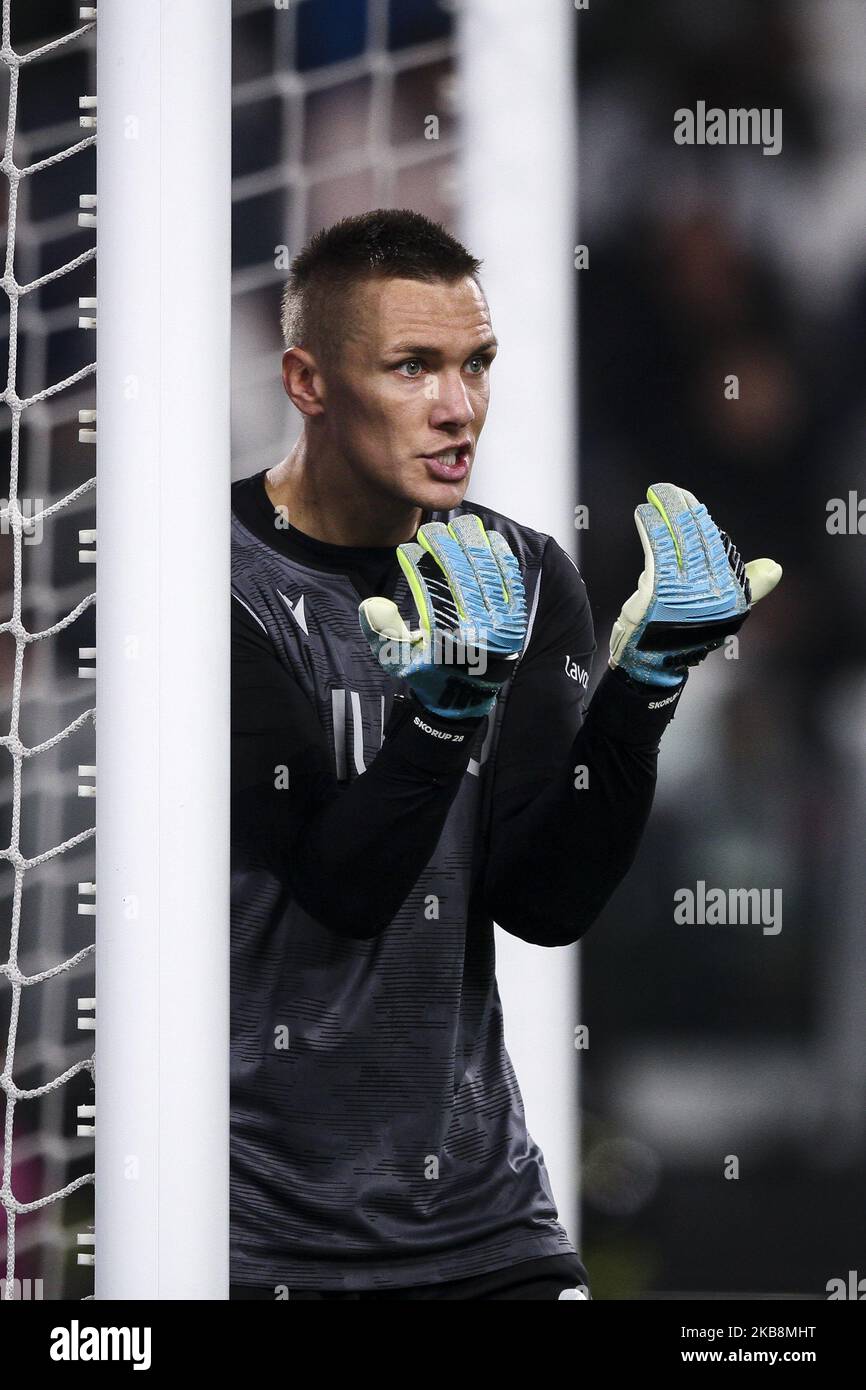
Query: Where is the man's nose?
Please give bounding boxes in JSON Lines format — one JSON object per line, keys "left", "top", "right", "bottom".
{"left": 428, "top": 372, "right": 476, "bottom": 429}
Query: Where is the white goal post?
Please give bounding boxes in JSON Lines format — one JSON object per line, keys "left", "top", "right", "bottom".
{"left": 95, "top": 0, "right": 231, "bottom": 1299}
{"left": 458, "top": 0, "right": 580, "bottom": 1244}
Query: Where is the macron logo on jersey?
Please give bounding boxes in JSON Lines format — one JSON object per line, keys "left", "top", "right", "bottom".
{"left": 277, "top": 589, "right": 309, "bottom": 635}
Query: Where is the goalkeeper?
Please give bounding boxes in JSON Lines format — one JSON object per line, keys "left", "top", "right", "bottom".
{"left": 230, "top": 210, "right": 780, "bottom": 1301}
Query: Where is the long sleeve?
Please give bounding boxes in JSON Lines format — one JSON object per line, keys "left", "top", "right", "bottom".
{"left": 482, "top": 537, "right": 685, "bottom": 947}
{"left": 231, "top": 596, "right": 485, "bottom": 940}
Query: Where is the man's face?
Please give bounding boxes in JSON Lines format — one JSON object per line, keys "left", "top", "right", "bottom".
{"left": 320, "top": 275, "right": 497, "bottom": 511}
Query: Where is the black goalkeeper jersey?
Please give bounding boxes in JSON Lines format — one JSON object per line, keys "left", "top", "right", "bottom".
{"left": 230, "top": 469, "right": 683, "bottom": 1291}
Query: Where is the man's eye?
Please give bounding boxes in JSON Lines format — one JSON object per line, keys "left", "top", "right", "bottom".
{"left": 466, "top": 356, "right": 489, "bottom": 375}
{"left": 398, "top": 359, "right": 425, "bottom": 377}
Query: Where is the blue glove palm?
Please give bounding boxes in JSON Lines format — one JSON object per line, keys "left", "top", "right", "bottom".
{"left": 359, "top": 513, "right": 527, "bottom": 719}
{"left": 609, "top": 483, "right": 782, "bottom": 687}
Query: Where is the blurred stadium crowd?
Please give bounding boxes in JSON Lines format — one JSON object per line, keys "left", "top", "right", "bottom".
{"left": 578, "top": 0, "right": 866, "bottom": 1296}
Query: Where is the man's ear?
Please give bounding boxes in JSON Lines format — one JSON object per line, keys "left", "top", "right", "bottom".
{"left": 281, "top": 346, "right": 326, "bottom": 416}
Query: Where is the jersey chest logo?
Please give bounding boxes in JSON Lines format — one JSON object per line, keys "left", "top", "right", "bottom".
{"left": 277, "top": 588, "right": 309, "bottom": 635}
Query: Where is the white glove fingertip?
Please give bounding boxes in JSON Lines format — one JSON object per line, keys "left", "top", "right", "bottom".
{"left": 360, "top": 597, "right": 411, "bottom": 641}
{"left": 745, "top": 558, "right": 782, "bottom": 604}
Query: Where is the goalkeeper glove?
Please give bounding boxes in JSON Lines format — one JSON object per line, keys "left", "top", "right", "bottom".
{"left": 609, "top": 482, "right": 782, "bottom": 688}
{"left": 358, "top": 513, "right": 527, "bottom": 719}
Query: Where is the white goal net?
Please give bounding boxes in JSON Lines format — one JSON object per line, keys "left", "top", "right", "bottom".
{"left": 1, "top": 2, "right": 97, "bottom": 1302}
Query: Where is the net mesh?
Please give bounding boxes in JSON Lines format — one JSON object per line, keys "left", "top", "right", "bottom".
{"left": 0, "top": 1, "right": 97, "bottom": 1301}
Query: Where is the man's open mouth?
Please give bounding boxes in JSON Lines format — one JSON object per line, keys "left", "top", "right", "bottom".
{"left": 421, "top": 442, "right": 473, "bottom": 470}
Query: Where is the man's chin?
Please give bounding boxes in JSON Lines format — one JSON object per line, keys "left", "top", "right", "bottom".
{"left": 377, "top": 464, "right": 470, "bottom": 519}
{"left": 415, "top": 468, "right": 471, "bottom": 508}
